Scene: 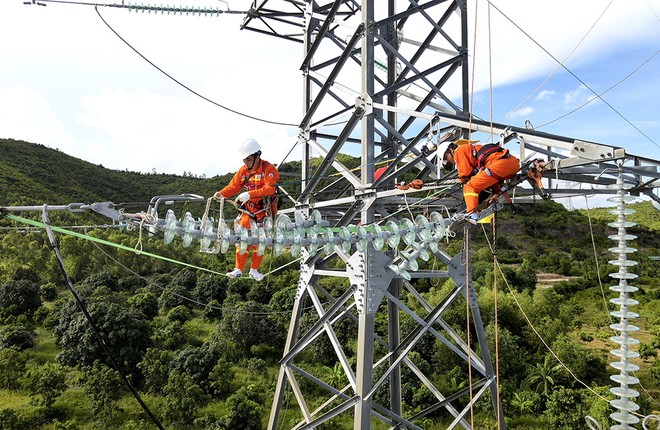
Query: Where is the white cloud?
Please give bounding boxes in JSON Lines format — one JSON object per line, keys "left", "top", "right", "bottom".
{"left": 563, "top": 85, "right": 597, "bottom": 110}
{"left": 535, "top": 90, "right": 556, "bottom": 102}
{"left": 507, "top": 106, "right": 534, "bottom": 119}
{"left": 0, "top": 86, "right": 74, "bottom": 149}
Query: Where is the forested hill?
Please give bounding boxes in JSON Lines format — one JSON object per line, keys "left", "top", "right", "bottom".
{"left": 0, "top": 138, "right": 227, "bottom": 206}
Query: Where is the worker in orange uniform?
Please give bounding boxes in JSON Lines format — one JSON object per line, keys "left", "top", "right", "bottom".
{"left": 437, "top": 139, "right": 520, "bottom": 223}
{"left": 214, "top": 139, "right": 280, "bottom": 280}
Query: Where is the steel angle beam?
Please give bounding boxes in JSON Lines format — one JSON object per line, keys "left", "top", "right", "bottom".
{"left": 300, "top": 0, "right": 344, "bottom": 70}
{"left": 299, "top": 24, "right": 365, "bottom": 129}
{"left": 307, "top": 139, "right": 361, "bottom": 187}
{"left": 299, "top": 108, "right": 364, "bottom": 203}
{"left": 570, "top": 139, "right": 625, "bottom": 161}
{"left": 242, "top": 1, "right": 361, "bottom": 43}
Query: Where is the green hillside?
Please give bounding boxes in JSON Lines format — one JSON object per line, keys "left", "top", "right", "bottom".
{"left": 0, "top": 139, "right": 659, "bottom": 430}
{"left": 0, "top": 138, "right": 226, "bottom": 206}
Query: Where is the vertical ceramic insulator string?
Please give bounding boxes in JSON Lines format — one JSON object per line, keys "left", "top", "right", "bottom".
{"left": 607, "top": 169, "right": 641, "bottom": 430}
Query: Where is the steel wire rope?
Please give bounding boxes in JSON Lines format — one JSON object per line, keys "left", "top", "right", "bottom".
{"left": 24, "top": 0, "right": 245, "bottom": 11}
{"left": 41, "top": 215, "right": 165, "bottom": 430}
{"left": 483, "top": 6, "right": 511, "bottom": 428}
{"left": 487, "top": 1, "right": 658, "bottom": 148}
{"left": 582, "top": 196, "right": 660, "bottom": 410}
{"left": 499, "top": 0, "right": 615, "bottom": 123}
{"left": 464, "top": 224, "right": 475, "bottom": 429}
{"left": 491, "top": 211, "right": 502, "bottom": 428}
{"left": 262, "top": 152, "right": 445, "bottom": 206}
{"left": 536, "top": 50, "right": 660, "bottom": 135}
{"left": 485, "top": 5, "right": 503, "bottom": 428}
{"left": 584, "top": 196, "right": 612, "bottom": 322}
{"left": 8, "top": 213, "right": 227, "bottom": 274}
{"left": 5, "top": 213, "right": 301, "bottom": 285}
{"left": 0, "top": 224, "right": 121, "bottom": 231}
{"left": 82, "top": 227, "right": 305, "bottom": 315}
{"left": 93, "top": 6, "right": 298, "bottom": 127}
{"left": 476, "top": 226, "right": 651, "bottom": 417}
{"left": 87, "top": 236, "right": 305, "bottom": 315}
{"left": 462, "top": 0, "right": 484, "bottom": 425}
{"left": 375, "top": 183, "right": 461, "bottom": 226}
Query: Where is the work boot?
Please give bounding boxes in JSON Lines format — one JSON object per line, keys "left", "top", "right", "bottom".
{"left": 226, "top": 268, "right": 242, "bottom": 278}
{"left": 465, "top": 212, "right": 479, "bottom": 225}
{"left": 249, "top": 268, "right": 264, "bottom": 281}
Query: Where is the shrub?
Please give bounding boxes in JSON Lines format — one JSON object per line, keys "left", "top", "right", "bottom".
{"left": 0, "top": 348, "right": 27, "bottom": 389}
{"left": 0, "top": 408, "right": 21, "bottom": 430}
{"left": 167, "top": 305, "right": 192, "bottom": 323}
{"left": 118, "top": 275, "right": 146, "bottom": 293}
{"left": 203, "top": 299, "right": 222, "bottom": 320}
{"left": 128, "top": 292, "right": 159, "bottom": 320}
{"left": 20, "top": 362, "right": 68, "bottom": 408}
{"left": 162, "top": 371, "right": 208, "bottom": 426}
{"left": 0, "top": 279, "right": 42, "bottom": 318}
{"left": 81, "top": 272, "right": 119, "bottom": 291}
{"left": 578, "top": 332, "right": 594, "bottom": 342}
{"left": 0, "top": 325, "right": 36, "bottom": 350}
{"left": 158, "top": 285, "right": 191, "bottom": 311}
{"left": 546, "top": 388, "right": 586, "bottom": 429}
{"left": 40, "top": 282, "right": 58, "bottom": 301}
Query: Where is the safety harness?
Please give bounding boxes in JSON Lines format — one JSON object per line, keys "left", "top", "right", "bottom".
{"left": 473, "top": 144, "right": 506, "bottom": 168}
{"left": 240, "top": 160, "right": 278, "bottom": 221}
{"left": 471, "top": 143, "right": 510, "bottom": 181}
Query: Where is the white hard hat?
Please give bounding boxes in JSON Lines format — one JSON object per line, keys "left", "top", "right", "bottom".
{"left": 240, "top": 139, "right": 262, "bottom": 159}
{"left": 436, "top": 141, "right": 454, "bottom": 167}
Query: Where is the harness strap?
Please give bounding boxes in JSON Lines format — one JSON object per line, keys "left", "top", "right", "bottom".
{"left": 483, "top": 167, "right": 507, "bottom": 181}
{"left": 240, "top": 160, "right": 278, "bottom": 219}
{"left": 473, "top": 144, "right": 505, "bottom": 169}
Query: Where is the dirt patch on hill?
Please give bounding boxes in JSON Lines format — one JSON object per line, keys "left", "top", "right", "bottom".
{"left": 536, "top": 272, "right": 580, "bottom": 288}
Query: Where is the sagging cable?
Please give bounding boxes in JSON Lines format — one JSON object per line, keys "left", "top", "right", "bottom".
{"left": 6, "top": 214, "right": 225, "bottom": 276}
{"left": 39, "top": 208, "right": 165, "bottom": 430}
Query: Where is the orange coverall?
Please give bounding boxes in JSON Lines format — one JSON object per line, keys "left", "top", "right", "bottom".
{"left": 219, "top": 159, "right": 279, "bottom": 271}
{"left": 454, "top": 144, "right": 520, "bottom": 212}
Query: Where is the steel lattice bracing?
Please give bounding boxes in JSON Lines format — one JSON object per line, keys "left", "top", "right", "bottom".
{"left": 244, "top": 1, "right": 506, "bottom": 429}
{"left": 242, "top": 1, "right": 660, "bottom": 430}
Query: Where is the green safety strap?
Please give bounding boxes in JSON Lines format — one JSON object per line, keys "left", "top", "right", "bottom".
{"left": 5, "top": 214, "right": 225, "bottom": 276}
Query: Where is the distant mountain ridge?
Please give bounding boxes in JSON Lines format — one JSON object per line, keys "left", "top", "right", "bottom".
{"left": 0, "top": 138, "right": 226, "bottom": 207}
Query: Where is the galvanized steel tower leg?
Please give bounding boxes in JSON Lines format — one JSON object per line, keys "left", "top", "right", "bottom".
{"left": 355, "top": 312, "right": 376, "bottom": 429}
{"left": 355, "top": 1, "right": 376, "bottom": 427}
{"left": 388, "top": 279, "right": 402, "bottom": 417}
{"left": 268, "top": 288, "right": 307, "bottom": 430}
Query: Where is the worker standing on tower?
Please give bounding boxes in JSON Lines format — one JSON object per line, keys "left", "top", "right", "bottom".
{"left": 214, "top": 139, "right": 280, "bottom": 281}
{"left": 438, "top": 139, "right": 520, "bottom": 223}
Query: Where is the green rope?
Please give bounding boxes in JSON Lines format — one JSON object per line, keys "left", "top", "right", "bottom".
{"left": 6, "top": 214, "right": 225, "bottom": 276}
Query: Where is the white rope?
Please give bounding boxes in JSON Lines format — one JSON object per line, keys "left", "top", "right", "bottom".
{"left": 134, "top": 211, "right": 157, "bottom": 254}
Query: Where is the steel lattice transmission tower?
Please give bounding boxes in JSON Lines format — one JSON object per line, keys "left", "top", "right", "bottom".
{"left": 243, "top": 1, "right": 505, "bottom": 429}
{"left": 7, "top": 1, "right": 660, "bottom": 429}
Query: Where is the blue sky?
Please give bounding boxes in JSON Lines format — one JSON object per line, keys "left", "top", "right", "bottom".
{"left": 0, "top": 0, "right": 658, "bottom": 183}
{"left": 479, "top": 47, "right": 660, "bottom": 156}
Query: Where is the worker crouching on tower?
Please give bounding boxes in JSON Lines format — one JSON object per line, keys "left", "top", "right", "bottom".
{"left": 214, "top": 139, "right": 280, "bottom": 281}
{"left": 438, "top": 139, "right": 520, "bottom": 224}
